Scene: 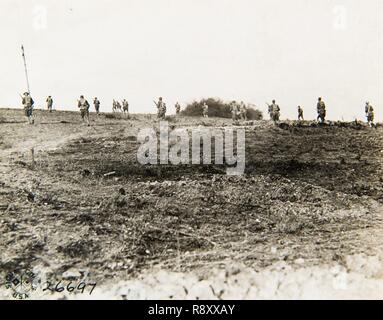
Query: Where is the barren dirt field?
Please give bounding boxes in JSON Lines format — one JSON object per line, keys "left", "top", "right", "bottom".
{"left": 1, "top": 108, "right": 383, "bottom": 299}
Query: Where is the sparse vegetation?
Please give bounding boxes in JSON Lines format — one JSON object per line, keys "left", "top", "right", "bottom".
{"left": 0, "top": 108, "right": 382, "bottom": 299}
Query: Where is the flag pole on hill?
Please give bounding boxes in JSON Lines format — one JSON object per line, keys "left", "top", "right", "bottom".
{"left": 21, "top": 45, "right": 31, "bottom": 94}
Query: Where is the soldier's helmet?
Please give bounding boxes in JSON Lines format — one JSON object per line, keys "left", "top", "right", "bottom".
{"left": 318, "top": 97, "right": 322, "bottom": 101}
{"left": 80, "top": 95, "right": 84, "bottom": 98}
{"left": 159, "top": 97, "right": 163, "bottom": 100}
{"left": 272, "top": 100, "right": 276, "bottom": 103}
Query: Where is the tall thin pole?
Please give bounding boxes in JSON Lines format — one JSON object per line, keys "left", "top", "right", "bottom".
{"left": 21, "top": 45, "right": 31, "bottom": 94}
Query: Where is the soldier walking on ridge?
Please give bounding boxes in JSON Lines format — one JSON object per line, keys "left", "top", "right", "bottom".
{"left": 154, "top": 97, "right": 166, "bottom": 119}
{"left": 230, "top": 101, "right": 239, "bottom": 122}
{"left": 78, "top": 95, "right": 90, "bottom": 125}
{"left": 365, "top": 101, "right": 375, "bottom": 127}
{"left": 122, "top": 99, "right": 129, "bottom": 115}
{"left": 46, "top": 96, "right": 53, "bottom": 112}
{"left": 94, "top": 97, "right": 100, "bottom": 115}
{"left": 268, "top": 100, "right": 280, "bottom": 123}
{"left": 317, "top": 97, "right": 326, "bottom": 123}
{"left": 175, "top": 102, "right": 181, "bottom": 115}
{"left": 22, "top": 92, "right": 35, "bottom": 124}
{"left": 298, "top": 106, "right": 304, "bottom": 121}
{"left": 239, "top": 101, "right": 247, "bottom": 121}
{"left": 202, "top": 102, "right": 209, "bottom": 118}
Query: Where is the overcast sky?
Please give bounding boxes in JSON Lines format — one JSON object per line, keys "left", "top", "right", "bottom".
{"left": 1, "top": 0, "right": 382, "bottom": 120}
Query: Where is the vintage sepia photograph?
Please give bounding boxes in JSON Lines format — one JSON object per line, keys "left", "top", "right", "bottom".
{"left": 1, "top": 0, "right": 383, "bottom": 306}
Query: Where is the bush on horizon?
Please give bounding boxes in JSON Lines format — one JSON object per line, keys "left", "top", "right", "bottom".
{"left": 180, "top": 98, "right": 263, "bottom": 120}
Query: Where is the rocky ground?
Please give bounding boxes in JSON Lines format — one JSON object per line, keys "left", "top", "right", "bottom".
{"left": 0, "top": 108, "right": 382, "bottom": 299}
